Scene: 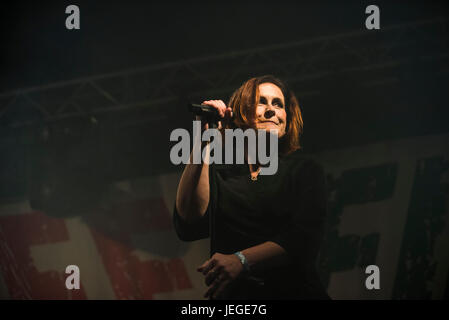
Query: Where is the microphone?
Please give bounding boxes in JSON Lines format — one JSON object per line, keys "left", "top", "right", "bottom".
{"left": 188, "top": 103, "right": 234, "bottom": 129}
{"left": 188, "top": 103, "right": 221, "bottom": 121}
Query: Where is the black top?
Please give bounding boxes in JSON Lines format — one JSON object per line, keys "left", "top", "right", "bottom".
{"left": 173, "top": 148, "right": 330, "bottom": 299}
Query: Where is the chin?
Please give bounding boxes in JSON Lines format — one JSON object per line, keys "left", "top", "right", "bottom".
{"left": 257, "top": 127, "right": 284, "bottom": 137}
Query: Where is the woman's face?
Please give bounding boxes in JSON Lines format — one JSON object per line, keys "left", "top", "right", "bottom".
{"left": 255, "top": 83, "right": 287, "bottom": 138}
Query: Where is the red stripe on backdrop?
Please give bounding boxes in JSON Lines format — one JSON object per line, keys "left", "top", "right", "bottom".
{"left": 0, "top": 211, "right": 87, "bottom": 299}
{"left": 88, "top": 196, "right": 192, "bottom": 299}
{"left": 0, "top": 196, "right": 193, "bottom": 299}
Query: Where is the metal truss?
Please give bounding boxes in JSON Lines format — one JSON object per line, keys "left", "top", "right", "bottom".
{"left": 0, "top": 17, "right": 447, "bottom": 130}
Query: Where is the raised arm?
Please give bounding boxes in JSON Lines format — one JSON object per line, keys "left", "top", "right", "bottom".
{"left": 175, "top": 140, "right": 210, "bottom": 221}
{"left": 175, "top": 100, "right": 233, "bottom": 222}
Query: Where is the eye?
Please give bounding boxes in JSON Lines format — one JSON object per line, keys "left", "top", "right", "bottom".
{"left": 273, "top": 99, "right": 284, "bottom": 108}
{"left": 259, "top": 96, "right": 267, "bottom": 105}
{"left": 275, "top": 102, "right": 283, "bottom": 108}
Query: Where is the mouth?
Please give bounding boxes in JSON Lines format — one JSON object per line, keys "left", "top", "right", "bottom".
{"left": 259, "top": 120, "right": 279, "bottom": 125}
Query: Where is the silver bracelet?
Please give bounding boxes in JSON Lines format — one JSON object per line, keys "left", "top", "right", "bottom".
{"left": 234, "top": 251, "right": 250, "bottom": 273}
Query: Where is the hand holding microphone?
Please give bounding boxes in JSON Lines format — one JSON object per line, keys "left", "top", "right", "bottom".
{"left": 188, "top": 100, "right": 233, "bottom": 130}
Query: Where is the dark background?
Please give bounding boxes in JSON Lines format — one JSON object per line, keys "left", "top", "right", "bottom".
{"left": 1, "top": 0, "right": 447, "bottom": 185}
{"left": 1, "top": 0, "right": 447, "bottom": 89}
{"left": 0, "top": 0, "right": 448, "bottom": 299}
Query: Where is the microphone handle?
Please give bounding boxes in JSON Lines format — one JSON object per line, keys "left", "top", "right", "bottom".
{"left": 188, "top": 103, "right": 219, "bottom": 128}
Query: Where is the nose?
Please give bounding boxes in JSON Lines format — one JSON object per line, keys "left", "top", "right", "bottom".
{"left": 264, "top": 109, "right": 275, "bottom": 119}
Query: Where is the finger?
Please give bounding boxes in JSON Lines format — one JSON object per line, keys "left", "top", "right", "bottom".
{"left": 205, "top": 266, "right": 221, "bottom": 286}
{"left": 211, "top": 279, "right": 230, "bottom": 300}
{"left": 217, "top": 100, "right": 227, "bottom": 112}
{"left": 218, "top": 100, "right": 225, "bottom": 106}
{"left": 205, "top": 276, "right": 229, "bottom": 300}
{"left": 203, "top": 100, "right": 225, "bottom": 118}
{"left": 218, "top": 100, "right": 228, "bottom": 117}
{"left": 195, "top": 113, "right": 208, "bottom": 127}
{"left": 227, "top": 107, "right": 233, "bottom": 118}
{"left": 224, "top": 108, "right": 233, "bottom": 122}
{"left": 204, "top": 275, "right": 222, "bottom": 298}
{"left": 202, "top": 259, "right": 216, "bottom": 275}
{"left": 221, "top": 109, "right": 232, "bottom": 128}
{"left": 197, "top": 259, "right": 210, "bottom": 272}
{"left": 198, "top": 258, "right": 216, "bottom": 275}
{"left": 216, "top": 102, "right": 225, "bottom": 117}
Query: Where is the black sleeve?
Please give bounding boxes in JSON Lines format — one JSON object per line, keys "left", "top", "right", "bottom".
{"left": 172, "top": 202, "right": 210, "bottom": 241}
{"left": 269, "top": 158, "right": 328, "bottom": 265}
